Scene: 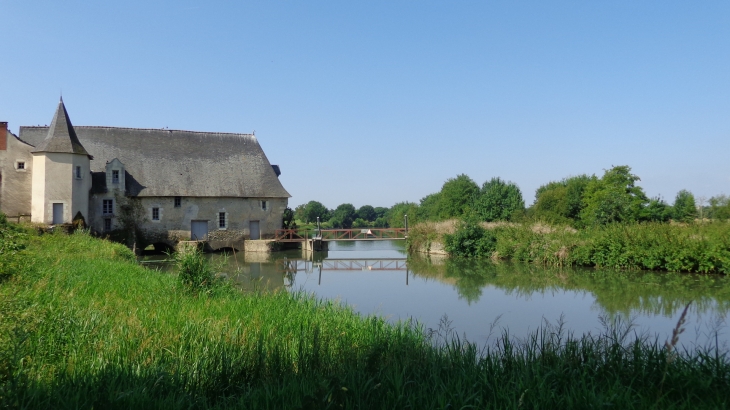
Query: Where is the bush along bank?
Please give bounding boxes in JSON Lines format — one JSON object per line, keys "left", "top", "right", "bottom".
{"left": 432, "top": 219, "right": 730, "bottom": 273}
{"left": 2, "top": 227, "right": 730, "bottom": 408}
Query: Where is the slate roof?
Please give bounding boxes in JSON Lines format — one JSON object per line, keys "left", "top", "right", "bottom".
{"left": 20, "top": 125, "right": 290, "bottom": 198}
{"left": 31, "top": 99, "right": 91, "bottom": 157}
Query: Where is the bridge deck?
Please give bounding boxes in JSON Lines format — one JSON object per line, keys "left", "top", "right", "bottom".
{"left": 275, "top": 228, "right": 407, "bottom": 242}
{"left": 282, "top": 258, "right": 408, "bottom": 272}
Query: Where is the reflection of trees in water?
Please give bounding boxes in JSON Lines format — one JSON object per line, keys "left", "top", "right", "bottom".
{"left": 407, "top": 255, "right": 730, "bottom": 316}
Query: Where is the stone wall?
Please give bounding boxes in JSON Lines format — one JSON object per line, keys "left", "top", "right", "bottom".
{"left": 0, "top": 129, "right": 34, "bottom": 218}
{"left": 90, "top": 195, "right": 288, "bottom": 251}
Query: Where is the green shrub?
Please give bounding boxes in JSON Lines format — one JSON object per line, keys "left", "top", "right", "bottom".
{"left": 444, "top": 219, "right": 497, "bottom": 258}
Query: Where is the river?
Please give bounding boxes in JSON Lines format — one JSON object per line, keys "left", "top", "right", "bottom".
{"left": 141, "top": 240, "right": 730, "bottom": 350}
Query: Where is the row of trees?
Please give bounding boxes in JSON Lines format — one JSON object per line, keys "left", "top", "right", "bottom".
{"left": 531, "top": 166, "right": 728, "bottom": 226}
{"left": 293, "top": 202, "right": 391, "bottom": 229}
{"left": 290, "top": 165, "right": 730, "bottom": 229}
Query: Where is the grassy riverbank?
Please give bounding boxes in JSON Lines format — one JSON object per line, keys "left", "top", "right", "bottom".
{"left": 410, "top": 220, "right": 730, "bottom": 273}
{"left": 1, "top": 227, "right": 730, "bottom": 408}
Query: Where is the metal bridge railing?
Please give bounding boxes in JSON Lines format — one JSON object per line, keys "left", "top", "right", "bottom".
{"left": 274, "top": 228, "right": 407, "bottom": 242}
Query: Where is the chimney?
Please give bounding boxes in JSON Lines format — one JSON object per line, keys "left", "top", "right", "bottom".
{"left": 0, "top": 122, "right": 7, "bottom": 150}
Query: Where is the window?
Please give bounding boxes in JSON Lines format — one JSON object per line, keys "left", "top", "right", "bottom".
{"left": 174, "top": 196, "right": 181, "bottom": 207}
{"left": 17, "top": 162, "right": 25, "bottom": 170}
{"left": 112, "top": 170, "right": 119, "bottom": 184}
{"left": 218, "top": 212, "right": 226, "bottom": 229}
{"left": 152, "top": 207, "right": 160, "bottom": 221}
{"left": 75, "top": 166, "right": 82, "bottom": 179}
{"left": 102, "top": 199, "right": 113, "bottom": 215}
{"left": 261, "top": 200, "right": 268, "bottom": 211}
{"left": 104, "top": 218, "right": 112, "bottom": 232}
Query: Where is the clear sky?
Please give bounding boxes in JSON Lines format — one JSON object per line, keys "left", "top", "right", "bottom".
{"left": 2, "top": 1, "right": 729, "bottom": 209}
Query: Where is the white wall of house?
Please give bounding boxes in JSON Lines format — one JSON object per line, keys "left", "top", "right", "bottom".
{"left": 31, "top": 152, "right": 90, "bottom": 224}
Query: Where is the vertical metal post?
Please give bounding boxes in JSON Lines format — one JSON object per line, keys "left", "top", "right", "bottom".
{"left": 404, "top": 214, "right": 408, "bottom": 238}
{"left": 317, "top": 217, "right": 321, "bottom": 237}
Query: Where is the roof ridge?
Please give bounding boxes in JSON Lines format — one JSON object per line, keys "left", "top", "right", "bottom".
{"left": 20, "top": 124, "right": 255, "bottom": 137}
{"left": 45, "top": 124, "right": 254, "bottom": 136}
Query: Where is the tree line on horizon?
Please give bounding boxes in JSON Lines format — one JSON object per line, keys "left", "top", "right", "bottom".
{"left": 291, "top": 165, "right": 730, "bottom": 229}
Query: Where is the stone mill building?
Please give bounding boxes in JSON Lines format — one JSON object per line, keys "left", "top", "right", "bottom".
{"left": 0, "top": 99, "right": 290, "bottom": 251}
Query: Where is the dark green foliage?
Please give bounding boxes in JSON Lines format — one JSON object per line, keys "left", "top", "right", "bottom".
{"left": 329, "top": 203, "right": 357, "bottom": 228}
{"left": 444, "top": 221, "right": 730, "bottom": 273}
{"left": 0, "top": 213, "right": 30, "bottom": 282}
{"left": 580, "top": 166, "right": 649, "bottom": 226}
{"left": 356, "top": 205, "right": 376, "bottom": 222}
{"left": 533, "top": 174, "right": 591, "bottom": 223}
{"left": 474, "top": 177, "right": 525, "bottom": 222}
{"left": 443, "top": 219, "right": 497, "bottom": 257}
{"left": 300, "top": 200, "right": 330, "bottom": 223}
{"left": 351, "top": 217, "right": 369, "bottom": 228}
{"left": 438, "top": 174, "right": 480, "bottom": 219}
{"left": 388, "top": 201, "right": 419, "bottom": 228}
{"left": 673, "top": 190, "right": 696, "bottom": 222}
{"left": 709, "top": 195, "right": 730, "bottom": 221}
{"left": 641, "top": 197, "right": 672, "bottom": 222}
{"left": 282, "top": 207, "right": 296, "bottom": 229}
{"left": 374, "top": 206, "right": 389, "bottom": 219}
{"left": 0, "top": 213, "right": 28, "bottom": 256}
{"left": 418, "top": 192, "right": 442, "bottom": 221}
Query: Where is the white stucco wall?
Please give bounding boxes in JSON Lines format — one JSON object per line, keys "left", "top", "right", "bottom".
{"left": 31, "top": 152, "right": 90, "bottom": 224}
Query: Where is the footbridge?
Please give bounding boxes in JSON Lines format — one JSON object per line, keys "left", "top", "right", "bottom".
{"left": 274, "top": 228, "right": 407, "bottom": 243}
{"left": 282, "top": 258, "right": 408, "bottom": 273}
{"left": 281, "top": 257, "right": 411, "bottom": 286}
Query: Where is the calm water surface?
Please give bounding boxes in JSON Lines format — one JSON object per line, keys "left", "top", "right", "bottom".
{"left": 142, "top": 240, "right": 730, "bottom": 350}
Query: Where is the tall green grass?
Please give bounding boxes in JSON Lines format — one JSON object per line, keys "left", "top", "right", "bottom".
{"left": 441, "top": 220, "right": 730, "bottom": 273}
{"left": 1, "top": 229, "right": 729, "bottom": 408}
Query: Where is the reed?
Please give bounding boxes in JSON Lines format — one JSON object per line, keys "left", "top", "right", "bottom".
{"left": 1, "top": 229, "right": 729, "bottom": 408}
{"left": 436, "top": 220, "right": 730, "bottom": 273}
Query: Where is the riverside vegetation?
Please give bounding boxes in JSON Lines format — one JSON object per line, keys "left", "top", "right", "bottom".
{"left": 408, "top": 219, "right": 730, "bottom": 273}
{"left": 1, "top": 218, "right": 729, "bottom": 408}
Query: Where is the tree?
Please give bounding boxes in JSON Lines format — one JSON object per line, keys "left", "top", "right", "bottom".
{"left": 282, "top": 207, "right": 297, "bottom": 229}
{"left": 301, "top": 201, "right": 330, "bottom": 223}
{"left": 356, "top": 205, "right": 377, "bottom": 222}
{"left": 418, "top": 193, "right": 442, "bottom": 221}
{"left": 388, "top": 202, "right": 419, "bottom": 228}
{"left": 640, "top": 197, "right": 671, "bottom": 222}
{"left": 672, "top": 190, "right": 696, "bottom": 223}
{"left": 708, "top": 195, "right": 730, "bottom": 221}
{"left": 532, "top": 175, "right": 592, "bottom": 224}
{"left": 329, "top": 203, "right": 357, "bottom": 228}
{"left": 374, "top": 207, "right": 389, "bottom": 219}
{"left": 293, "top": 204, "right": 306, "bottom": 222}
{"left": 474, "top": 177, "right": 525, "bottom": 222}
{"left": 438, "top": 174, "right": 480, "bottom": 219}
{"left": 579, "top": 166, "right": 649, "bottom": 226}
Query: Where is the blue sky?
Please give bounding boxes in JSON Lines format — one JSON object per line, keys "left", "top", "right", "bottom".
{"left": 2, "top": 1, "right": 729, "bottom": 209}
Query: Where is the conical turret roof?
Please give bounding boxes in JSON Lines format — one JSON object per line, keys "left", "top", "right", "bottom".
{"left": 31, "top": 98, "right": 90, "bottom": 156}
